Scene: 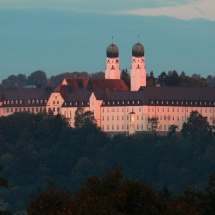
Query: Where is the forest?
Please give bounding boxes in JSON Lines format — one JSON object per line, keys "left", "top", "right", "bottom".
{"left": 0, "top": 109, "right": 215, "bottom": 214}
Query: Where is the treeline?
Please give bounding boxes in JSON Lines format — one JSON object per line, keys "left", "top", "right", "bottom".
{"left": 1, "top": 69, "right": 215, "bottom": 90}
{"left": 0, "top": 71, "right": 104, "bottom": 90}
{"left": 0, "top": 111, "right": 215, "bottom": 213}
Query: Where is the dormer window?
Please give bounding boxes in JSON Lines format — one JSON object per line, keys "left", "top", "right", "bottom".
{"left": 28, "top": 100, "right": 31, "bottom": 104}
{"left": 20, "top": 100, "right": 22, "bottom": 104}
{"left": 156, "top": 101, "right": 159, "bottom": 104}
{"left": 108, "top": 102, "right": 110, "bottom": 105}
{"left": 151, "top": 101, "right": 153, "bottom": 105}
{"left": 117, "top": 101, "right": 119, "bottom": 104}
{"left": 70, "top": 102, "right": 72, "bottom": 105}
{"left": 138, "top": 101, "right": 140, "bottom": 104}
{"left": 209, "top": 102, "right": 211, "bottom": 105}
{"left": 132, "top": 101, "right": 134, "bottom": 104}
{"left": 166, "top": 101, "right": 168, "bottom": 105}
{"left": 172, "top": 101, "right": 174, "bottom": 105}
{"left": 190, "top": 102, "right": 192, "bottom": 105}
{"left": 127, "top": 101, "right": 129, "bottom": 104}
{"left": 36, "top": 100, "right": 39, "bottom": 104}
{"left": 11, "top": 100, "right": 14, "bottom": 104}
{"left": 32, "top": 100, "right": 35, "bottom": 104}
{"left": 161, "top": 101, "right": 163, "bottom": 104}
{"left": 195, "top": 102, "right": 197, "bottom": 105}
{"left": 113, "top": 101, "right": 115, "bottom": 105}
{"left": 103, "top": 102, "right": 105, "bottom": 105}
{"left": 186, "top": 101, "right": 188, "bottom": 105}
{"left": 4, "top": 101, "right": 6, "bottom": 104}
{"left": 7, "top": 101, "right": 10, "bottom": 104}
{"left": 75, "top": 102, "right": 77, "bottom": 105}
{"left": 176, "top": 101, "right": 178, "bottom": 105}
{"left": 205, "top": 102, "right": 207, "bottom": 105}
{"left": 40, "top": 100, "right": 43, "bottom": 103}
{"left": 15, "top": 100, "right": 18, "bottom": 104}
{"left": 200, "top": 102, "right": 202, "bottom": 105}
{"left": 122, "top": 101, "right": 124, "bottom": 105}
{"left": 181, "top": 101, "right": 183, "bottom": 105}
{"left": 45, "top": 100, "right": 47, "bottom": 103}
{"left": 82, "top": 102, "right": 84, "bottom": 105}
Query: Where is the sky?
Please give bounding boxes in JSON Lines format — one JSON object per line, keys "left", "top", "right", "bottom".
{"left": 0, "top": 0, "right": 215, "bottom": 80}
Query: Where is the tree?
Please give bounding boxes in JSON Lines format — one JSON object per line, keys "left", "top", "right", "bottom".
{"left": 146, "top": 71, "right": 155, "bottom": 86}
{"left": 147, "top": 116, "right": 159, "bottom": 135}
{"left": 165, "top": 70, "right": 180, "bottom": 87}
{"left": 121, "top": 69, "right": 130, "bottom": 88}
{"left": 181, "top": 110, "right": 212, "bottom": 144}
{"left": 74, "top": 107, "right": 97, "bottom": 129}
{"left": 27, "top": 70, "right": 47, "bottom": 87}
{"left": 157, "top": 71, "right": 167, "bottom": 86}
{"left": 27, "top": 180, "right": 74, "bottom": 215}
{"left": 28, "top": 165, "right": 166, "bottom": 215}
{"left": 167, "top": 124, "right": 178, "bottom": 138}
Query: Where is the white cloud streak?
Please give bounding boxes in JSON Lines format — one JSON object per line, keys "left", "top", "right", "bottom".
{"left": 117, "top": 0, "right": 215, "bottom": 21}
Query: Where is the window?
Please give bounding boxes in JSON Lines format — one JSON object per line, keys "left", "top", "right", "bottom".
{"left": 53, "top": 107, "right": 55, "bottom": 112}
{"left": 117, "top": 116, "right": 119, "bottom": 120}
{"left": 141, "top": 124, "right": 143, "bottom": 130}
{"left": 177, "top": 108, "right": 179, "bottom": 112}
{"left": 70, "top": 111, "right": 72, "bottom": 118}
{"left": 7, "top": 108, "right": 9, "bottom": 113}
{"left": 152, "top": 108, "right": 154, "bottom": 112}
{"left": 122, "top": 124, "right": 124, "bottom": 130}
{"left": 28, "top": 108, "right": 30, "bottom": 112}
{"left": 164, "top": 115, "right": 166, "bottom": 120}
{"left": 164, "top": 124, "right": 166, "bottom": 130}
{"left": 57, "top": 108, "right": 60, "bottom": 112}
{"left": 205, "top": 109, "right": 207, "bottom": 113}
{"left": 141, "top": 115, "right": 143, "bottom": 120}
{"left": 137, "top": 115, "right": 139, "bottom": 120}
{"left": 182, "top": 116, "right": 184, "bottom": 121}
{"left": 117, "top": 108, "right": 119, "bottom": 112}
{"left": 112, "top": 108, "right": 115, "bottom": 112}
{"left": 139, "top": 107, "right": 141, "bottom": 112}
{"left": 32, "top": 108, "right": 34, "bottom": 112}
{"left": 127, "top": 108, "right": 129, "bottom": 112}
{"left": 107, "top": 125, "right": 109, "bottom": 130}
{"left": 11, "top": 108, "right": 13, "bottom": 113}
{"left": 160, "top": 115, "right": 162, "bottom": 120}
{"left": 137, "top": 124, "right": 139, "bottom": 129}
{"left": 19, "top": 108, "right": 22, "bottom": 112}
{"left": 168, "top": 115, "right": 170, "bottom": 120}
{"left": 112, "top": 125, "right": 114, "bottom": 130}
{"left": 36, "top": 100, "right": 39, "bottom": 104}
{"left": 32, "top": 100, "right": 35, "bottom": 104}
{"left": 148, "top": 108, "right": 150, "bottom": 112}
{"left": 122, "top": 116, "right": 124, "bottom": 120}
{"left": 107, "top": 108, "right": 109, "bottom": 113}
{"left": 157, "top": 108, "right": 159, "bottom": 112}
{"left": 28, "top": 100, "right": 31, "bottom": 104}
{"left": 102, "top": 125, "right": 104, "bottom": 130}
{"left": 102, "top": 116, "right": 104, "bottom": 121}
{"left": 127, "top": 124, "right": 129, "bottom": 130}
{"left": 167, "top": 108, "right": 169, "bottom": 112}
{"left": 127, "top": 115, "right": 129, "bottom": 120}
{"left": 117, "top": 125, "right": 119, "bottom": 130}
{"left": 173, "top": 116, "right": 174, "bottom": 120}
{"left": 173, "top": 108, "right": 174, "bottom": 112}
{"left": 107, "top": 116, "right": 109, "bottom": 121}
{"left": 122, "top": 108, "right": 124, "bottom": 112}
{"left": 102, "top": 108, "right": 104, "bottom": 113}
{"left": 162, "top": 108, "right": 164, "bottom": 112}
{"left": 177, "top": 116, "right": 179, "bottom": 121}
{"left": 112, "top": 116, "right": 114, "bottom": 120}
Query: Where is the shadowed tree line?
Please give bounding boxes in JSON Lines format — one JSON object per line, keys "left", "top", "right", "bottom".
{"left": 1, "top": 69, "right": 214, "bottom": 90}
{"left": 0, "top": 109, "right": 215, "bottom": 213}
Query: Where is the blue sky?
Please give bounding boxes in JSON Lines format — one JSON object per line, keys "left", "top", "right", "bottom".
{"left": 0, "top": 0, "right": 215, "bottom": 80}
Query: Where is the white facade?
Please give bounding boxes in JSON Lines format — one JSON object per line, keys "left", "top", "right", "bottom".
{"left": 130, "top": 56, "right": 146, "bottom": 91}
{"left": 105, "top": 57, "right": 120, "bottom": 79}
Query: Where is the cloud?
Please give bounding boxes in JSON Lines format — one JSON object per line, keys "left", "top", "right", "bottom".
{"left": 117, "top": 0, "right": 215, "bottom": 21}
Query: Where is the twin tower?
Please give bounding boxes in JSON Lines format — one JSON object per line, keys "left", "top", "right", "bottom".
{"left": 105, "top": 42, "right": 146, "bottom": 91}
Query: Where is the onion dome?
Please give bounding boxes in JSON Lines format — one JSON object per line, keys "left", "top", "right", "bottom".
{"left": 106, "top": 44, "right": 119, "bottom": 58}
{"left": 132, "top": 43, "right": 144, "bottom": 57}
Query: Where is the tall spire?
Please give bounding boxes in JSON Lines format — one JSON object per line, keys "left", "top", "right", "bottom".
{"left": 112, "top": 36, "right": 114, "bottom": 44}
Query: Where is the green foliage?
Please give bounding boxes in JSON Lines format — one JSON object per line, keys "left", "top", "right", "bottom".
{"left": 121, "top": 69, "right": 130, "bottom": 88}
{"left": 147, "top": 116, "right": 159, "bottom": 135}
{"left": 181, "top": 110, "right": 212, "bottom": 144}
{"left": 1, "top": 111, "right": 215, "bottom": 213}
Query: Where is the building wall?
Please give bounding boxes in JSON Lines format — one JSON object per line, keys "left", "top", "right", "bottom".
{"left": 105, "top": 57, "right": 120, "bottom": 79}
{"left": 46, "top": 92, "right": 64, "bottom": 114}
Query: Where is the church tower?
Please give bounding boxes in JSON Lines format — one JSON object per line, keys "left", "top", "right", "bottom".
{"left": 105, "top": 41, "right": 120, "bottom": 79}
{"left": 130, "top": 41, "right": 146, "bottom": 91}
